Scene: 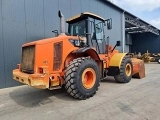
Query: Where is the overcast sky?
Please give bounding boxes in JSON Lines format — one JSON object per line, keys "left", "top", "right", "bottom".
{"left": 112, "top": 0, "right": 160, "bottom": 29}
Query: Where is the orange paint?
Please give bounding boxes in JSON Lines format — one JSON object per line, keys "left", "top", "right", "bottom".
{"left": 13, "top": 35, "right": 123, "bottom": 89}
{"left": 82, "top": 68, "right": 96, "bottom": 89}
{"left": 13, "top": 35, "right": 80, "bottom": 89}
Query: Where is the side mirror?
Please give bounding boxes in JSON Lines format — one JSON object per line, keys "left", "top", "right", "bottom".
{"left": 106, "top": 18, "right": 112, "bottom": 30}
{"left": 111, "top": 40, "right": 121, "bottom": 53}
{"left": 116, "top": 41, "right": 121, "bottom": 46}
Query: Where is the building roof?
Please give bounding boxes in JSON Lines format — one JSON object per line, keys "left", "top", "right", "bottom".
{"left": 102, "top": 0, "right": 159, "bottom": 35}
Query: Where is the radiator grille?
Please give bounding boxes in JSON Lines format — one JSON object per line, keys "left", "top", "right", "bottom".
{"left": 21, "top": 45, "right": 35, "bottom": 74}
{"left": 53, "top": 42, "right": 62, "bottom": 71}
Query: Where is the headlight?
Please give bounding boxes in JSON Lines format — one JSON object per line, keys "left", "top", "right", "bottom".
{"left": 69, "top": 39, "right": 81, "bottom": 47}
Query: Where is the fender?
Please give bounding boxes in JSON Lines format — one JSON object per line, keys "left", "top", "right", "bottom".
{"left": 107, "top": 53, "right": 126, "bottom": 76}
{"left": 72, "top": 47, "right": 103, "bottom": 78}
{"left": 109, "top": 53, "right": 126, "bottom": 68}
{"left": 72, "top": 47, "right": 101, "bottom": 61}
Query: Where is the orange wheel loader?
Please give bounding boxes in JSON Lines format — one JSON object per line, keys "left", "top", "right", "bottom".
{"left": 13, "top": 11, "right": 145, "bottom": 100}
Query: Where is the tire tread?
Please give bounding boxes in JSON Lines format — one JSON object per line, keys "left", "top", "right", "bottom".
{"left": 64, "top": 57, "right": 100, "bottom": 100}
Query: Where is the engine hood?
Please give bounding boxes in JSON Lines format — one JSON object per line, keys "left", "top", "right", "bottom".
{"left": 22, "top": 35, "right": 79, "bottom": 47}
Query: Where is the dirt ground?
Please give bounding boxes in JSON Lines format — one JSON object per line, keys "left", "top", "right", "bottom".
{"left": 0, "top": 63, "right": 160, "bottom": 120}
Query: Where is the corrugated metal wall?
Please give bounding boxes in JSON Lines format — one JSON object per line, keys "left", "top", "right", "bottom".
{"left": 132, "top": 33, "right": 160, "bottom": 53}
{"left": 0, "top": 0, "right": 123, "bottom": 88}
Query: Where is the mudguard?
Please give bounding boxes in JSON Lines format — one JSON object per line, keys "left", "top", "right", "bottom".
{"left": 72, "top": 47, "right": 103, "bottom": 78}
{"left": 109, "top": 53, "right": 127, "bottom": 68}
{"left": 72, "top": 47, "right": 101, "bottom": 61}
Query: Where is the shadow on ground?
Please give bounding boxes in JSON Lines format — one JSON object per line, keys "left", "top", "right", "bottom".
{"left": 101, "top": 76, "right": 118, "bottom": 84}
{"left": 9, "top": 86, "right": 76, "bottom": 108}
{"left": 9, "top": 76, "right": 122, "bottom": 108}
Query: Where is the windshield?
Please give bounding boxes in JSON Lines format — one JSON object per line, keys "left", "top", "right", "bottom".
{"left": 69, "top": 20, "right": 86, "bottom": 37}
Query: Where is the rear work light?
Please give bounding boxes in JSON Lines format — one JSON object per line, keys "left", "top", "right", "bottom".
{"left": 38, "top": 67, "right": 44, "bottom": 74}
{"left": 38, "top": 66, "right": 48, "bottom": 74}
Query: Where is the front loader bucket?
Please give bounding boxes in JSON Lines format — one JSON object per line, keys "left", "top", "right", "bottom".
{"left": 131, "top": 58, "right": 145, "bottom": 79}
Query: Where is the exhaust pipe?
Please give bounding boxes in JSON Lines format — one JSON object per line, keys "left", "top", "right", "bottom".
{"left": 58, "top": 11, "right": 65, "bottom": 35}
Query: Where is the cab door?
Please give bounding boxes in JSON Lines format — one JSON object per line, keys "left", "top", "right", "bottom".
{"left": 88, "top": 18, "right": 106, "bottom": 54}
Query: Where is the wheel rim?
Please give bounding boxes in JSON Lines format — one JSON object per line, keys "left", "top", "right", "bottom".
{"left": 158, "top": 59, "right": 160, "bottom": 63}
{"left": 125, "top": 63, "right": 132, "bottom": 77}
{"left": 82, "top": 68, "right": 96, "bottom": 89}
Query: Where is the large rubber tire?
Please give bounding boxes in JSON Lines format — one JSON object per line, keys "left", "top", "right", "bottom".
{"left": 114, "top": 57, "right": 133, "bottom": 83}
{"left": 157, "top": 58, "right": 160, "bottom": 64}
{"left": 64, "top": 57, "right": 100, "bottom": 100}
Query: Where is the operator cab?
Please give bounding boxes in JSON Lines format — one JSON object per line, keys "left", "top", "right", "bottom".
{"left": 66, "top": 12, "right": 112, "bottom": 54}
